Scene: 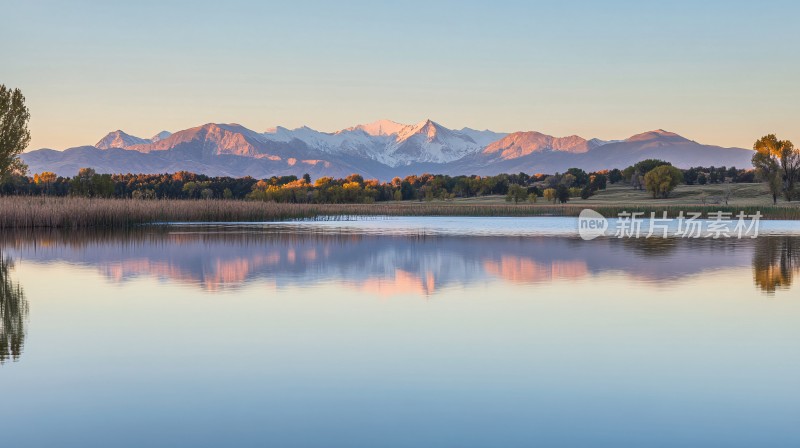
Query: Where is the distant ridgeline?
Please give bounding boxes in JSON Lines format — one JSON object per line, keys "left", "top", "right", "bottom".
{"left": 21, "top": 121, "right": 755, "bottom": 181}
{"left": 1, "top": 163, "right": 756, "bottom": 204}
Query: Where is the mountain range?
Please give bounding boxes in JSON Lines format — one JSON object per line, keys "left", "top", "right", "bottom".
{"left": 7, "top": 231, "right": 757, "bottom": 292}
{"left": 21, "top": 119, "right": 755, "bottom": 179}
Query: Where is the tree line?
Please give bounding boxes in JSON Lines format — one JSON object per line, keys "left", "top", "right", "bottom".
{"left": 0, "top": 163, "right": 760, "bottom": 204}
{"left": 0, "top": 169, "right": 594, "bottom": 202}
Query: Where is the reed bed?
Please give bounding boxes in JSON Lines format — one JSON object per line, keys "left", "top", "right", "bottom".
{"left": 0, "top": 196, "right": 799, "bottom": 228}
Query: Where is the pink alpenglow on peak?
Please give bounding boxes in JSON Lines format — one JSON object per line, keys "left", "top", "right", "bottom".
{"left": 625, "top": 129, "right": 692, "bottom": 143}
{"left": 483, "top": 131, "right": 594, "bottom": 159}
{"left": 341, "top": 119, "right": 408, "bottom": 137}
{"left": 95, "top": 130, "right": 150, "bottom": 149}
{"left": 26, "top": 120, "right": 755, "bottom": 180}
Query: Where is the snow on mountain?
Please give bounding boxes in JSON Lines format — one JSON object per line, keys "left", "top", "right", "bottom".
{"left": 262, "top": 126, "right": 293, "bottom": 142}
{"left": 341, "top": 119, "right": 408, "bottom": 136}
{"left": 261, "top": 125, "right": 388, "bottom": 164}
{"left": 96, "top": 130, "right": 174, "bottom": 148}
{"left": 383, "top": 119, "right": 483, "bottom": 166}
{"left": 588, "top": 138, "right": 616, "bottom": 148}
{"left": 29, "top": 121, "right": 754, "bottom": 180}
{"left": 151, "top": 131, "right": 172, "bottom": 142}
{"left": 263, "top": 125, "right": 321, "bottom": 143}
{"left": 95, "top": 130, "right": 150, "bottom": 149}
{"left": 259, "top": 119, "right": 486, "bottom": 167}
{"left": 458, "top": 127, "right": 508, "bottom": 147}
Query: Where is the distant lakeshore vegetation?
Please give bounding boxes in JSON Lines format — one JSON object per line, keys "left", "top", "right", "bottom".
{"left": 1, "top": 157, "right": 800, "bottom": 227}
{"left": 0, "top": 162, "right": 760, "bottom": 203}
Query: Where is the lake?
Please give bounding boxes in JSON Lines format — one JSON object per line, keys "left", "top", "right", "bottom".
{"left": 1, "top": 217, "right": 799, "bottom": 447}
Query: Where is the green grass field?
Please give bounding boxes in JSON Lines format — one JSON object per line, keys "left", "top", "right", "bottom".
{"left": 390, "top": 182, "right": 800, "bottom": 220}
{"left": 450, "top": 183, "right": 790, "bottom": 207}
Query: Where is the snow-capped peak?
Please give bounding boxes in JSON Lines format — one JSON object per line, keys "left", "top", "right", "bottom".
{"left": 263, "top": 125, "right": 327, "bottom": 143}
{"left": 95, "top": 130, "right": 150, "bottom": 149}
{"left": 258, "top": 119, "right": 488, "bottom": 167}
{"left": 151, "top": 131, "right": 172, "bottom": 142}
{"left": 385, "top": 119, "right": 484, "bottom": 165}
{"left": 397, "top": 119, "right": 445, "bottom": 142}
{"left": 341, "top": 119, "right": 408, "bottom": 136}
{"left": 459, "top": 127, "right": 509, "bottom": 147}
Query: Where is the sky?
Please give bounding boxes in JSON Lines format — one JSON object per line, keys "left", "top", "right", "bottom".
{"left": 2, "top": 0, "right": 798, "bottom": 150}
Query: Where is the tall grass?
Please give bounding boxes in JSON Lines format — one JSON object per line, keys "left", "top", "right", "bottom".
{"left": 0, "top": 196, "right": 799, "bottom": 228}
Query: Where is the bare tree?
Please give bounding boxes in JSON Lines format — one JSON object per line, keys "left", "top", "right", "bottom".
{"left": 723, "top": 184, "right": 734, "bottom": 205}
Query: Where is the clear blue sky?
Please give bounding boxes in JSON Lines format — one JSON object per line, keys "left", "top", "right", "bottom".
{"left": 2, "top": 0, "right": 798, "bottom": 150}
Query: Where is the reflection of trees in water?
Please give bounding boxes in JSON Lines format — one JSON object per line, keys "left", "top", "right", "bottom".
{"left": 753, "top": 237, "right": 800, "bottom": 293}
{"left": 0, "top": 253, "right": 27, "bottom": 363}
{"left": 621, "top": 237, "right": 747, "bottom": 258}
{"left": 621, "top": 238, "right": 678, "bottom": 257}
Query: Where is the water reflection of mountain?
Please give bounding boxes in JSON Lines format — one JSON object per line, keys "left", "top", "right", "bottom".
{"left": 1, "top": 228, "right": 768, "bottom": 294}
{"left": 0, "top": 253, "right": 27, "bottom": 363}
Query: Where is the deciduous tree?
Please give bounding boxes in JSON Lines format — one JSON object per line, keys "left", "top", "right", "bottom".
{"left": 644, "top": 165, "right": 683, "bottom": 199}
{"left": 505, "top": 184, "right": 527, "bottom": 204}
{"left": 0, "top": 85, "right": 30, "bottom": 180}
{"left": 752, "top": 135, "right": 797, "bottom": 203}
{"left": 543, "top": 188, "right": 557, "bottom": 204}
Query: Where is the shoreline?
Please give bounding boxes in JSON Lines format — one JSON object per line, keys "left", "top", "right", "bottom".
{"left": 1, "top": 196, "right": 800, "bottom": 228}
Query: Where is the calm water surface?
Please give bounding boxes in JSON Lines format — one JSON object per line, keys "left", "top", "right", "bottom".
{"left": 1, "top": 217, "right": 799, "bottom": 447}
